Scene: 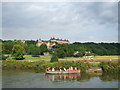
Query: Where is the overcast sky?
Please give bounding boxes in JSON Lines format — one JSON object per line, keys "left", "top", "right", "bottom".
{"left": 2, "top": 2, "right": 118, "bottom": 43}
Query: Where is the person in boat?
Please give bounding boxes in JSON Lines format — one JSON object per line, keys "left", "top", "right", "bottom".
{"left": 70, "top": 66, "right": 73, "bottom": 70}
{"left": 69, "top": 67, "right": 72, "bottom": 70}
{"left": 74, "top": 67, "right": 77, "bottom": 70}
{"left": 63, "top": 67, "right": 66, "bottom": 71}
{"left": 59, "top": 66, "right": 62, "bottom": 71}
{"left": 46, "top": 67, "right": 50, "bottom": 71}
{"left": 52, "top": 68, "right": 55, "bottom": 71}
{"left": 69, "top": 67, "right": 71, "bottom": 70}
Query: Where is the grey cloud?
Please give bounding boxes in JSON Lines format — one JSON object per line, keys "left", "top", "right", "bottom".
{"left": 2, "top": 2, "right": 117, "bottom": 28}
{"left": 2, "top": 2, "right": 118, "bottom": 42}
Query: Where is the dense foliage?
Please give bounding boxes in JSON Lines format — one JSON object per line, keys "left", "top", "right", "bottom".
{"left": 50, "top": 55, "right": 58, "bottom": 62}
{"left": 2, "top": 55, "right": 9, "bottom": 60}
{"left": 39, "top": 44, "right": 48, "bottom": 55}
{"left": 99, "top": 61, "right": 120, "bottom": 73}
{"left": 71, "top": 42, "right": 119, "bottom": 56}
{"left": 11, "top": 44, "right": 25, "bottom": 60}
{"left": 2, "top": 40, "right": 120, "bottom": 60}
{"left": 31, "top": 47, "right": 40, "bottom": 57}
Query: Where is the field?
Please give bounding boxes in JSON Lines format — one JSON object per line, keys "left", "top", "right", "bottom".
{"left": 5, "top": 55, "right": 119, "bottom": 62}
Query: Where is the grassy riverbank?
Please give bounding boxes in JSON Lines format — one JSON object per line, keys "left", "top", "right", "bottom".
{"left": 2, "top": 60, "right": 119, "bottom": 73}
{"left": 2, "top": 61, "right": 90, "bottom": 72}
{"left": 100, "top": 61, "right": 120, "bottom": 73}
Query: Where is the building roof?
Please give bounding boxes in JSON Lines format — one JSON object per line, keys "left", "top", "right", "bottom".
{"left": 50, "top": 37, "right": 69, "bottom": 42}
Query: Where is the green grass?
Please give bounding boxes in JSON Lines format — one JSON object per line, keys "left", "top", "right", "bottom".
{"left": 6, "top": 55, "right": 52, "bottom": 61}
{"left": 5, "top": 55, "right": 119, "bottom": 61}
{"left": 93, "top": 56, "right": 119, "bottom": 60}
{"left": 59, "top": 57, "right": 84, "bottom": 60}
{"left": 87, "top": 62, "right": 100, "bottom": 67}
{"left": 24, "top": 55, "right": 51, "bottom": 60}
{"left": 59, "top": 55, "right": 119, "bottom": 61}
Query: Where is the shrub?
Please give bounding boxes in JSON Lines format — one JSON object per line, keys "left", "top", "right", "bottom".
{"left": 99, "top": 61, "right": 119, "bottom": 73}
{"left": 50, "top": 55, "right": 58, "bottom": 62}
{"left": 2, "top": 55, "right": 9, "bottom": 60}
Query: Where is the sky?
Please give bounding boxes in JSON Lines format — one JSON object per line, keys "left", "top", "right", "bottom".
{"left": 1, "top": 2, "right": 118, "bottom": 43}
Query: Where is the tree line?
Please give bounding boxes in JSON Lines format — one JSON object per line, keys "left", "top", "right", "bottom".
{"left": 1, "top": 40, "right": 120, "bottom": 61}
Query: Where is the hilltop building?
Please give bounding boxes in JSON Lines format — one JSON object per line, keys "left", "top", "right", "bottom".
{"left": 36, "top": 39, "right": 56, "bottom": 49}
{"left": 36, "top": 37, "right": 70, "bottom": 49}
{"left": 50, "top": 37, "right": 70, "bottom": 44}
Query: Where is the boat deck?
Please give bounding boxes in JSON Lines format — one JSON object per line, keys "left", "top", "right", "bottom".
{"left": 46, "top": 69, "right": 80, "bottom": 74}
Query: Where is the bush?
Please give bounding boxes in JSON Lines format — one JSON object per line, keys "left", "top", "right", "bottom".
{"left": 99, "top": 61, "right": 119, "bottom": 73}
{"left": 2, "top": 55, "right": 9, "bottom": 60}
{"left": 50, "top": 55, "right": 58, "bottom": 62}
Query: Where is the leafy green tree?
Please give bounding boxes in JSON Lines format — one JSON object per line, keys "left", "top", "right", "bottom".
{"left": 2, "top": 40, "right": 15, "bottom": 54}
{"left": 27, "top": 45, "right": 36, "bottom": 55}
{"left": 50, "top": 55, "right": 58, "bottom": 62}
{"left": 53, "top": 44, "right": 74, "bottom": 57}
{"left": 48, "top": 49, "right": 53, "bottom": 54}
{"left": 11, "top": 44, "right": 25, "bottom": 60}
{"left": 3, "top": 40, "right": 120, "bottom": 56}
{"left": 31, "top": 47, "right": 40, "bottom": 57}
{"left": 0, "top": 42, "right": 9, "bottom": 60}
{"left": 54, "top": 48, "right": 66, "bottom": 58}
{"left": 25, "top": 40, "right": 37, "bottom": 46}
{"left": 39, "top": 44, "right": 48, "bottom": 55}
{"left": 74, "top": 52, "right": 85, "bottom": 57}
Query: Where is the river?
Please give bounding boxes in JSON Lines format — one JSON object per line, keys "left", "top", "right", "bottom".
{"left": 2, "top": 70, "right": 119, "bottom": 88}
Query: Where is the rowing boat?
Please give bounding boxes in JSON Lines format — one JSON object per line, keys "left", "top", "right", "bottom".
{"left": 45, "top": 69, "right": 80, "bottom": 74}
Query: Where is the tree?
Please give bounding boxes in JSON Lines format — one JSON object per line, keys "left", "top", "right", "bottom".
{"left": 50, "top": 55, "right": 58, "bottom": 62}
{"left": 27, "top": 45, "right": 37, "bottom": 55}
{"left": 74, "top": 52, "right": 85, "bottom": 57}
{"left": 2, "top": 40, "right": 15, "bottom": 54}
{"left": 66, "top": 48, "right": 74, "bottom": 57}
{"left": 31, "top": 47, "right": 40, "bottom": 57}
{"left": 11, "top": 44, "right": 25, "bottom": 60}
{"left": 39, "top": 44, "right": 48, "bottom": 55}
{"left": 25, "top": 40, "right": 37, "bottom": 46}
{"left": 54, "top": 48, "right": 66, "bottom": 58}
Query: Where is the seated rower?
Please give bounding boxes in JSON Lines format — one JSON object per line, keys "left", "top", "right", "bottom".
{"left": 69, "top": 67, "right": 71, "bottom": 70}
{"left": 46, "top": 67, "right": 50, "bottom": 71}
{"left": 63, "top": 67, "right": 66, "bottom": 71}
{"left": 74, "top": 67, "right": 77, "bottom": 70}
{"left": 52, "top": 68, "right": 55, "bottom": 71}
{"left": 70, "top": 66, "right": 73, "bottom": 70}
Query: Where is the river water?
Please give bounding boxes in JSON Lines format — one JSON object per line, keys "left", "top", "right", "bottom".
{"left": 2, "top": 70, "right": 119, "bottom": 88}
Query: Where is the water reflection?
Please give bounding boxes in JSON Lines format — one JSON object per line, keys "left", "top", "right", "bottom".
{"left": 99, "top": 73, "right": 120, "bottom": 81}
{"left": 45, "top": 72, "right": 120, "bottom": 82}
{"left": 45, "top": 74, "right": 81, "bottom": 81}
